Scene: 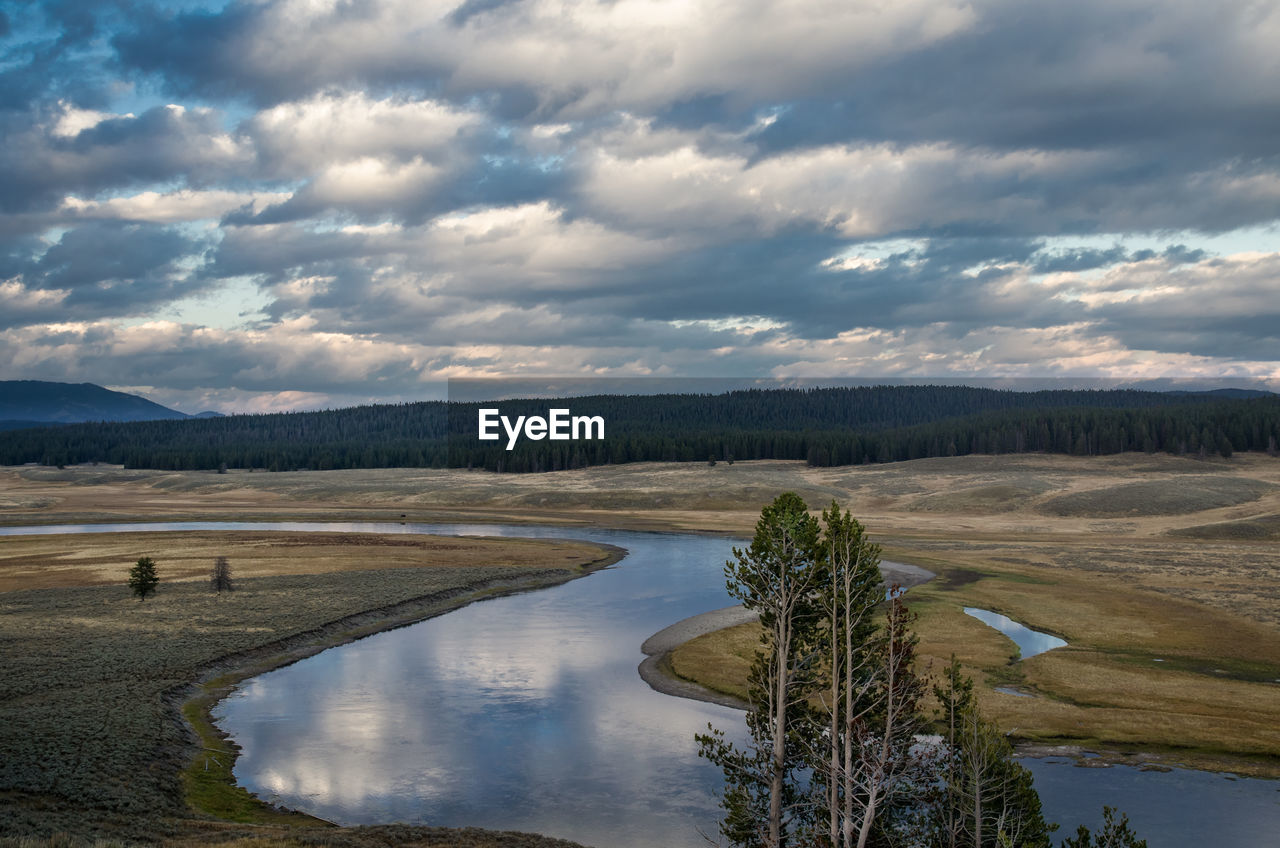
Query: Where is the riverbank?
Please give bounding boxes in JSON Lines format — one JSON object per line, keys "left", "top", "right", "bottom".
{"left": 4, "top": 457, "right": 1280, "bottom": 788}
{"left": 660, "top": 588, "right": 1280, "bottom": 778}
{"left": 0, "top": 529, "right": 620, "bottom": 843}
{"left": 651, "top": 608, "right": 1275, "bottom": 777}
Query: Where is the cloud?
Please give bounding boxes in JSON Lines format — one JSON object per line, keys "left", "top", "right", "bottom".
{"left": 60, "top": 189, "right": 291, "bottom": 224}
{"left": 0, "top": 0, "right": 1275, "bottom": 408}
{"left": 1067, "top": 252, "right": 1280, "bottom": 360}
{"left": 246, "top": 91, "right": 483, "bottom": 176}
{"left": 0, "top": 102, "right": 250, "bottom": 215}
{"left": 0, "top": 222, "right": 212, "bottom": 325}
{"left": 114, "top": 0, "right": 978, "bottom": 113}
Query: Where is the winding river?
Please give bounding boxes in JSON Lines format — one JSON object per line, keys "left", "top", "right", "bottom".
{"left": 3, "top": 521, "right": 1277, "bottom": 846}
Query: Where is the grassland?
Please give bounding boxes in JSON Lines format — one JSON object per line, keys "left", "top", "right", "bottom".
{"left": 2, "top": 452, "right": 1279, "bottom": 835}
{"left": 639, "top": 455, "right": 1280, "bottom": 774}
{"left": 0, "top": 529, "right": 616, "bottom": 844}
{"left": 0, "top": 530, "right": 610, "bottom": 593}
{"left": 671, "top": 569, "right": 1280, "bottom": 775}
{"left": 10, "top": 454, "right": 1276, "bottom": 621}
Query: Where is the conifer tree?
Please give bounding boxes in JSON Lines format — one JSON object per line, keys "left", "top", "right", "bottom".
{"left": 210, "top": 556, "right": 234, "bottom": 593}
{"left": 933, "top": 658, "right": 1055, "bottom": 848}
{"left": 699, "top": 492, "right": 824, "bottom": 847}
{"left": 128, "top": 556, "right": 159, "bottom": 601}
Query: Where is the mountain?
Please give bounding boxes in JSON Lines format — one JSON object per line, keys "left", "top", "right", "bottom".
{"left": 1118, "top": 379, "right": 1276, "bottom": 398}
{"left": 0, "top": 381, "right": 188, "bottom": 424}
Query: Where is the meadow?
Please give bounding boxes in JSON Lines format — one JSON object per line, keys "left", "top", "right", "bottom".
{"left": 1, "top": 452, "right": 1278, "bottom": 839}
{"left": 0, "top": 529, "right": 616, "bottom": 843}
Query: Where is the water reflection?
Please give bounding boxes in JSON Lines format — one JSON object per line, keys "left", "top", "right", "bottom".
{"left": 964, "top": 607, "right": 1067, "bottom": 659}
{"left": 214, "top": 526, "right": 748, "bottom": 848}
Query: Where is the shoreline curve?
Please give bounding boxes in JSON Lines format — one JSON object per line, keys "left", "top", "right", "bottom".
{"left": 638, "top": 559, "right": 936, "bottom": 709}
{"left": 638, "top": 605, "right": 758, "bottom": 710}
{"left": 180, "top": 538, "right": 627, "bottom": 826}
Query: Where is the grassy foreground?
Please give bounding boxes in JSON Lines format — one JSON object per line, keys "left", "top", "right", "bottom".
{"left": 0, "top": 531, "right": 617, "bottom": 844}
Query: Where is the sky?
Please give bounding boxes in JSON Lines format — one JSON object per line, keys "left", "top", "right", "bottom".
{"left": 1, "top": 0, "right": 1279, "bottom": 413}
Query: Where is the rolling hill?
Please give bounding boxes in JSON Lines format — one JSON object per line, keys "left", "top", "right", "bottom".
{"left": 0, "top": 381, "right": 187, "bottom": 427}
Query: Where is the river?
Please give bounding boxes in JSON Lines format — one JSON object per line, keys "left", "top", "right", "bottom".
{"left": 2, "top": 520, "right": 1276, "bottom": 846}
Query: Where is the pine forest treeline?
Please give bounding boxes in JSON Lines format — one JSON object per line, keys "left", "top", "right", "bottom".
{"left": 1, "top": 385, "right": 1277, "bottom": 472}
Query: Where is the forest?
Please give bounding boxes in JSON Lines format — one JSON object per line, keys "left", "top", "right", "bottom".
{"left": 0, "top": 385, "right": 1276, "bottom": 472}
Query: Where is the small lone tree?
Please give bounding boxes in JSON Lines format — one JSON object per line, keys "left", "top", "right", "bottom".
{"left": 128, "top": 556, "right": 159, "bottom": 601}
{"left": 210, "top": 556, "right": 234, "bottom": 593}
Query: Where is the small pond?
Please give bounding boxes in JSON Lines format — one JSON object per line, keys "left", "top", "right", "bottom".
{"left": 965, "top": 606, "right": 1068, "bottom": 659}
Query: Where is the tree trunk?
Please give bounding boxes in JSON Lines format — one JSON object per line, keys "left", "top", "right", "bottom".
{"left": 974, "top": 783, "right": 983, "bottom": 848}
{"left": 770, "top": 626, "right": 788, "bottom": 847}
{"left": 854, "top": 788, "right": 878, "bottom": 848}
{"left": 829, "top": 610, "right": 840, "bottom": 847}
{"left": 841, "top": 557, "right": 858, "bottom": 848}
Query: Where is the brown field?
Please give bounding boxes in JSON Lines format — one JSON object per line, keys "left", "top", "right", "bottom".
{"left": 0, "top": 530, "right": 611, "bottom": 593}
{"left": 2, "top": 452, "right": 1279, "bottom": 837}
{"left": 7, "top": 453, "right": 1278, "bottom": 621}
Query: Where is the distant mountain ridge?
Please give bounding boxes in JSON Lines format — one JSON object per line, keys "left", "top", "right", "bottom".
{"left": 0, "top": 380, "right": 187, "bottom": 425}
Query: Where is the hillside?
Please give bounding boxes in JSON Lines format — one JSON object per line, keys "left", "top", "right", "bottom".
{"left": 0, "top": 381, "right": 187, "bottom": 425}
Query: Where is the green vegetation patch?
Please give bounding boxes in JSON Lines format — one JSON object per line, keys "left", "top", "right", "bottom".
{"left": 668, "top": 620, "right": 757, "bottom": 702}
{"left": 180, "top": 693, "right": 326, "bottom": 827}
{"left": 0, "top": 825, "right": 592, "bottom": 848}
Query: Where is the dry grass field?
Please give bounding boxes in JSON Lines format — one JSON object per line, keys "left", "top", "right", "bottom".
{"left": 621, "top": 454, "right": 1279, "bottom": 774}
{"left": 0, "top": 527, "right": 616, "bottom": 843}
{"left": 2, "top": 452, "right": 1279, "bottom": 838}
{"left": 0, "top": 530, "right": 610, "bottom": 593}
{"left": 8, "top": 454, "right": 1277, "bottom": 621}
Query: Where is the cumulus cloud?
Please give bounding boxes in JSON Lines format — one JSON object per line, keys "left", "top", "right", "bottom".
{"left": 0, "top": 0, "right": 1276, "bottom": 407}
{"left": 0, "top": 102, "right": 250, "bottom": 214}
{"left": 113, "top": 0, "right": 978, "bottom": 114}
{"left": 246, "top": 92, "right": 484, "bottom": 175}
{"left": 0, "top": 222, "right": 213, "bottom": 325}
{"left": 60, "top": 189, "right": 291, "bottom": 224}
